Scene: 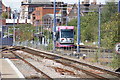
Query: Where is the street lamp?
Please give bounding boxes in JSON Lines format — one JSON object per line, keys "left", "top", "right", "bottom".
{"left": 0, "top": 0, "right": 2, "bottom": 57}
{"left": 66, "top": 15, "right": 68, "bottom": 26}
{"left": 13, "top": 9, "right": 17, "bottom": 46}
{"left": 7, "top": 27, "right": 9, "bottom": 46}
{"left": 35, "top": 21, "right": 38, "bottom": 33}
{"left": 48, "top": 18, "right": 50, "bottom": 44}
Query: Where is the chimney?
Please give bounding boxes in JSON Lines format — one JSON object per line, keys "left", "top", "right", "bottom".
{"left": 82, "top": 1, "right": 84, "bottom": 4}
{"left": 84, "top": 0, "right": 89, "bottom": 4}
{"left": 83, "top": 0, "right": 90, "bottom": 6}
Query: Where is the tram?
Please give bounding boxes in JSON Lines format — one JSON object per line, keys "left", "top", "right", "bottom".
{"left": 56, "top": 26, "right": 74, "bottom": 47}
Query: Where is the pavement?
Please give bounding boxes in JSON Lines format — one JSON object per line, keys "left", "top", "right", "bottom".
{"left": 0, "top": 58, "right": 24, "bottom": 79}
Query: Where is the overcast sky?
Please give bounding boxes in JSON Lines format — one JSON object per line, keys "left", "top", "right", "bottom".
{"left": 2, "top": 0, "right": 118, "bottom": 11}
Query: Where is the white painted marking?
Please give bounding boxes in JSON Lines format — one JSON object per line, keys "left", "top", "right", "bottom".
{"left": 115, "top": 43, "right": 120, "bottom": 54}
{"left": 6, "top": 58, "right": 25, "bottom": 78}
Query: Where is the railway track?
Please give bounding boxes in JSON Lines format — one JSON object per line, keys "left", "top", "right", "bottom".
{"left": 1, "top": 48, "right": 89, "bottom": 78}
{"left": 9, "top": 50, "right": 93, "bottom": 78}
{"left": 3, "top": 50, "right": 53, "bottom": 79}
{"left": 7, "top": 46, "right": 120, "bottom": 80}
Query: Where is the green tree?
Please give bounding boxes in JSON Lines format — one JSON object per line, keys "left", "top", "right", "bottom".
{"left": 101, "top": 2, "right": 118, "bottom": 23}
{"left": 67, "top": 12, "right": 98, "bottom": 43}
{"left": 101, "top": 2, "right": 118, "bottom": 49}
{"left": 2, "top": 12, "right": 8, "bottom": 19}
{"left": 81, "top": 13, "right": 98, "bottom": 42}
{"left": 101, "top": 15, "right": 119, "bottom": 49}
{"left": 100, "top": 2, "right": 120, "bottom": 68}
{"left": 9, "top": 24, "right": 35, "bottom": 42}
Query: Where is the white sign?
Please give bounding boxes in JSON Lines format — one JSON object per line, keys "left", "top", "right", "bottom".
{"left": 115, "top": 43, "right": 120, "bottom": 54}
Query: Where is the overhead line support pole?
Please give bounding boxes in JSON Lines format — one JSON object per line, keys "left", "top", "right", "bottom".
{"left": 118, "top": 0, "right": 120, "bottom": 13}
{"left": 98, "top": 5, "right": 101, "bottom": 48}
{"left": 53, "top": 0, "right": 56, "bottom": 51}
{"left": 77, "top": 0, "right": 81, "bottom": 53}
{"left": 118, "top": 0, "right": 120, "bottom": 42}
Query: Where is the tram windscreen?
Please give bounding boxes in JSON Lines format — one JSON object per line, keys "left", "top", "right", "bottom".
{"left": 61, "top": 29, "right": 74, "bottom": 38}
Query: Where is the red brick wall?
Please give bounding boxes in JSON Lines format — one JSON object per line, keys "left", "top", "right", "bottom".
{"left": 0, "top": 19, "right": 6, "bottom": 25}
{"left": 35, "top": 7, "right": 60, "bottom": 20}
{"left": 32, "top": 7, "right": 61, "bottom": 26}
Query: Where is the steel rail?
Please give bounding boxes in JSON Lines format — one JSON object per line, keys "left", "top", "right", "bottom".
{"left": 21, "top": 47, "right": 120, "bottom": 78}
{"left": 10, "top": 51, "right": 53, "bottom": 80}
{"left": 20, "top": 47, "right": 112, "bottom": 80}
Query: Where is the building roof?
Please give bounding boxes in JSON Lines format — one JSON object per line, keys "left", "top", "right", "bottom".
{"left": 32, "top": 0, "right": 62, "bottom": 2}
{"left": 26, "top": 0, "right": 63, "bottom": 3}
{"left": 22, "top": 0, "right": 64, "bottom": 5}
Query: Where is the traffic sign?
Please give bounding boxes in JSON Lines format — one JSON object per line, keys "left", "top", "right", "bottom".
{"left": 115, "top": 43, "right": 120, "bottom": 54}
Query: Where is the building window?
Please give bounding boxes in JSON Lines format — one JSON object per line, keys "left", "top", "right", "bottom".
{"left": 56, "top": 10, "right": 59, "bottom": 13}
{"left": 33, "top": 17, "right": 35, "bottom": 20}
{"left": 36, "top": 11, "right": 40, "bottom": 15}
{"left": 28, "top": 7, "right": 35, "bottom": 12}
{"left": 28, "top": 15, "right": 30, "bottom": 19}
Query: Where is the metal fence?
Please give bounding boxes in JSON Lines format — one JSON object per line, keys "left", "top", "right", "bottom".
{"left": 15, "top": 40, "right": 115, "bottom": 68}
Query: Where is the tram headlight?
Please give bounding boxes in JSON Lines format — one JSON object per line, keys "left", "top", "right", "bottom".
{"left": 61, "top": 39, "right": 64, "bottom": 42}
{"left": 70, "top": 39, "right": 74, "bottom": 43}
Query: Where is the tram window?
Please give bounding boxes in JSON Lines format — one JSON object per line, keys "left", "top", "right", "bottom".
{"left": 61, "top": 29, "right": 73, "bottom": 38}
{"left": 56, "top": 32, "right": 59, "bottom": 40}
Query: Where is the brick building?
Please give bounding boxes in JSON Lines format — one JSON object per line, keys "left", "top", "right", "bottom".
{"left": 20, "top": 0, "right": 67, "bottom": 26}
{"left": 31, "top": 7, "right": 61, "bottom": 26}
{"left": 67, "top": 0, "right": 104, "bottom": 22}
{"left": 1, "top": 1, "right": 11, "bottom": 19}
{"left": 0, "top": 0, "right": 11, "bottom": 25}
{"left": 20, "top": 0, "right": 64, "bottom": 19}
{"left": 42, "top": 14, "right": 61, "bottom": 29}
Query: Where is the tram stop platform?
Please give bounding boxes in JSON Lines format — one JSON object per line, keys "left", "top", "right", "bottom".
{"left": 0, "top": 58, "right": 24, "bottom": 79}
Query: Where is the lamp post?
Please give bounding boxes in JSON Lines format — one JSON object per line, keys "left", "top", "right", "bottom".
{"left": 0, "top": 0, "right": 2, "bottom": 58}
{"left": 77, "top": 0, "right": 81, "bottom": 53}
{"left": 7, "top": 27, "right": 9, "bottom": 46}
{"left": 0, "top": 18, "right": 2, "bottom": 57}
{"left": 48, "top": 18, "right": 50, "bottom": 44}
{"left": 118, "top": 0, "right": 120, "bottom": 13}
{"left": 36, "top": 21, "right": 38, "bottom": 33}
{"left": 66, "top": 15, "right": 68, "bottom": 26}
{"left": 66, "top": 3, "right": 68, "bottom": 26}
{"left": 13, "top": 10, "right": 17, "bottom": 46}
{"left": 53, "top": 0, "right": 56, "bottom": 51}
